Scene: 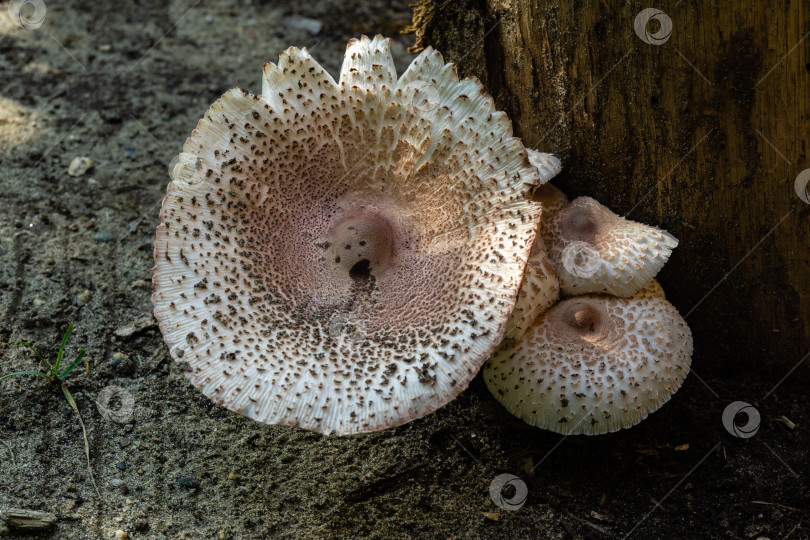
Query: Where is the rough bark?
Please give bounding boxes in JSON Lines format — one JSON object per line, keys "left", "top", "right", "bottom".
{"left": 407, "top": 0, "right": 809, "bottom": 382}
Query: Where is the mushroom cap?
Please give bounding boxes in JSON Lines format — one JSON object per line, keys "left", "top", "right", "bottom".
{"left": 633, "top": 279, "right": 666, "bottom": 300}
{"left": 504, "top": 234, "right": 559, "bottom": 340}
{"left": 152, "top": 36, "right": 542, "bottom": 435}
{"left": 543, "top": 197, "right": 678, "bottom": 297}
{"left": 526, "top": 149, "right": 562, "bottom": 186}
{"left": 503, "top": 154, "right": 564, "bottom": 340}
{"left": 484, "top": 293, "right": 692, "bottom": 435}
{"left": 531, "top": 181, "right": 568, "bottom": 218}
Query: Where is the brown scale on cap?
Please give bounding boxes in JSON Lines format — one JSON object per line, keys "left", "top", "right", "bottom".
{"left": 152, "top": 36, "right": 543, "bottom": 435}
{"left": 542, "top": 197, "right": 679, "bottom": 297}
{"left": 483, "top": 290, "right": 692, "bottom": 435}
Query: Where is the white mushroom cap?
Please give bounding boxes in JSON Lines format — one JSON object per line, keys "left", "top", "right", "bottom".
{"left": 633, "top": 279, "right": 666, "bottom": 300}
{"left": 503, "top": 155, "right": 565, "bottom": 340}
{"left": 504, "top": 234, "right": 559, "bottom": 340}
{"left": 484, "top": 293, "right": 692, "bottom": 435}
{"left": 152, "top": 36, "right": 542, "bottom": 435}
{"left": 526, "top": 149, "right": 562, "bottom": 186}
{"left": 543, "top": 197, "right": 678, "bottom": 297}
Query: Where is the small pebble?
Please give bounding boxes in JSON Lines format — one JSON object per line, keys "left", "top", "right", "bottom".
{"left": 110, "top": 479, "right": 124, "bottom": 487}
{"left": 116, "top": 462, "right": 127, "bottom": 471}
{"left": 131, "top": 280, "right": 150, "bottom": 290}
{"left": 94, "top": 231, "right": 113, "bottom": 243}
{"left": 133, "top": 520, "right": 149, "bottom": 532}
{"left": 68, "top": 156, "right": 94, "bottom": 177}
{"left": 118, "top": 484, "right": 129, "bottom": 496}
{"left": 284, "top": 15, "right": 323, "bottom": 35}
{"left": 111, "top": 352, "right": 127, "bottom": 368}
{"left": 205, "top": 15, "right": 213, "bottom": 23}
{"left": 177, "top": 475, "right": 200, "bottom": 489}
{"left": 115, "top": 530, "right": 127, "bottom": 539}
{"left": 76, "top": 290, "right": 92, "bottom": 304}
{"left": 33, "top": 298, "right": 45, "bottom": 308}
{"left": 227, "top": 472, "right": 237, "bottom": 481}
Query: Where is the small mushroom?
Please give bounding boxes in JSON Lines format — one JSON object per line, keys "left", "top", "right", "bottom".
{"left": 526, "top": 149, "right": 562, "bottom": 186}
{"left": 484, "top": 292, "right": 692, "bottom": 435}
{"left": 543, "top": 197, "right": 678, "bottom": 297}
{"left": 152, "top": 36, "right": 543, "bottom": 435}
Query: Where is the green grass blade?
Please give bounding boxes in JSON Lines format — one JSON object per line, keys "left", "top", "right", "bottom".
{"left": 59, "top": 349, "right": 86, "bottom": 380}
{"left": 60, "top": 384, "right": 76, "bottom": 407}
{"left": 10, "top": 340, "right": 44, "bottom": 362}
{"left": 0, "top": 371, "right": 49, "bottom": 383}
{"left": 54, "top": 322, "right": 75, "bottom": 373}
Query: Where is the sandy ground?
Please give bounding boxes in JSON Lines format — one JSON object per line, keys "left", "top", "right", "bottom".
{"left": 0, "top": 0, "right": 807, "bottom": 539}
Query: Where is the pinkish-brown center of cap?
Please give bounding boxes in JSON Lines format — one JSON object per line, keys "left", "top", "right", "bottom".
{"left": 561, "top": 206, "right": 598, "bottom": 243}
{"left": 552, "top": 298, "right": 610, "bottom": 343}
{"left": 326, "top": 211, "right": 395, "bottom": 279}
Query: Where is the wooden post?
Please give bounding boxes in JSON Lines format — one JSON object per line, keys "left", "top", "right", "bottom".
{"left": 407, "top": 1, "right": 809, "bottom": 383}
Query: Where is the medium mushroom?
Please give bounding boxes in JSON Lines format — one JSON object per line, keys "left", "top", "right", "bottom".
{"left": 543, "top": 197, "right": 678, "bottom": 297}
{"left": 484, "top": 291, "right": 692, "bottom": 435}
{"left": 503, "top": 160, "right": 565, "bottom": 340}
{"left": 633, "top": 279, "right": 666, "bottom": 300}
{"left": 152, "top": 36, "right": 543, "bottom": 435}
{"left": 503, "top": 237, "right": 559, "bottom": 340}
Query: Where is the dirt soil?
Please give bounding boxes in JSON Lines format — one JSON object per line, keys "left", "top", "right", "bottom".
{"left": 0, "top": 0, "right": 807, "bottom": 539}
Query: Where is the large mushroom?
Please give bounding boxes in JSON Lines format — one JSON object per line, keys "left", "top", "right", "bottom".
{"left": 152, "top": 36, "right": 547, "bottom": 435}
{"left": 484, "top": 285, "right": 692, "bottom": 435}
